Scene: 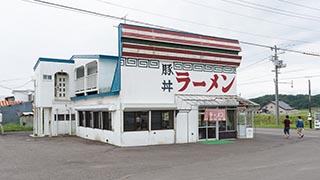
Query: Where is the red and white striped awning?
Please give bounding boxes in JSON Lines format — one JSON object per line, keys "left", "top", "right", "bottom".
{"left": 0, "top": 100, "right": 23, "bottom": 107}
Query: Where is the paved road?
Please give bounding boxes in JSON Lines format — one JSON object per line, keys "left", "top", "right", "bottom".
{"left": 0, "top": 129, "right": 320, "bottom": 180}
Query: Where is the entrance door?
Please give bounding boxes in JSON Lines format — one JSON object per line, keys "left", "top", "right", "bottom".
{"left": 238, "top": 112, "right": 247, "bottom": 138}
{"left": 198, "top": 112, "right": 216, "bottom": 140}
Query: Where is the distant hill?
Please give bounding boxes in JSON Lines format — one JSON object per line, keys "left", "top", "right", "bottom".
{"left": 249, "top": 94, "right": 320, "bottom": 110}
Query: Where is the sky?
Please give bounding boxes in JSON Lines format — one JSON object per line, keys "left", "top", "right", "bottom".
{"left": 0, "top": 0, "right": 320, "bottom": 99}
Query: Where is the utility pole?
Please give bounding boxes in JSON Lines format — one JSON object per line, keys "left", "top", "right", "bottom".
{"left": 308, "top": 79, "right": 312, "bottom": 129}
{"left": 271, "top": 45, "right": 286, "bottom": 126}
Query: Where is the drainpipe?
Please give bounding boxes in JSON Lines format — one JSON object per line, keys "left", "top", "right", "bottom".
{"left": 55, "top": 109, "right": 59, "bottom": 136}
{"left": 68, "top": 107, "right": 72, "bottom": 135}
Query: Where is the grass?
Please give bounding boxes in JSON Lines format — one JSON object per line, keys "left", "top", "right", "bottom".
{"left": 200, "top": 140, "right": 234, "bottom": 145}
{"left": 3, "top": 123, "right": 33, "bottom": 132}
{"left": 254, "top": 109, "right": 315, "bottom": 129}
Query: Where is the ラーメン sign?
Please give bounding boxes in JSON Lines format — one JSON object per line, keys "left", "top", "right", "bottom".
{"left": 204, "top": 109, "right": 226, "bottom": 121}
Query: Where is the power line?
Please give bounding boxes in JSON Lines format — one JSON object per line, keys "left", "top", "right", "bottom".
{"left": 0, "top": 77, "right": 30, "bottom": 83}
{"left": 238, "top": 55, "right": 271, "bottom": 71}
{"left": 21, "top": 0, "right": 320, "bottom": 58}
{"left": 184, "top": 0, "right": 320, "bottom": 33}
{"left": 22, "top": 0, "right": 314, "bottom": 44}
{"left": 99, "top": 0, "right": 320, "bottom": 34}
{"left": 238, "top": 74, "right": 320, "bottom": 86}
{"left": 235, "top": 0, "right": 320, "bottom": 20}
{"left": 281, "top": 74, "right": 320, "bottom": 80}
{"left": 278, "top": 0, "right": 320, "bottom": 12}
{"left": 21, "top": 0, "right": 178, "bottom": 31}
{"left": 220, "top": 0, "right": 320, "bottom": 22}
{"left": 0, "top": 80, "right": 33, "bottom": 90}
{"left": 240, "top": 41, "right": 320, "bottom": 57}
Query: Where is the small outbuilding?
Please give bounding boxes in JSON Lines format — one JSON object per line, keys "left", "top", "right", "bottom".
{"left": 259, "top": 101, "right": 297, "bottom": 114}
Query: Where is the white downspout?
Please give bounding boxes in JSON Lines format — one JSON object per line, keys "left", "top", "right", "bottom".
{"left": 55, "top": 109, "right": 59, "bottom": 136}
{"left": 69, "top": 107, "right": 72, "bottom": 135}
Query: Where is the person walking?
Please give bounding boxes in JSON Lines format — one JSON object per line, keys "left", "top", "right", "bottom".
{"left": 296, "top": 116, "right": 304, "bottom": 138}
{"left": 0, "top": 112, "right": 4, "bottom": 135}
{"left": 283, "top": 115, "right": 291, "bottom": 139}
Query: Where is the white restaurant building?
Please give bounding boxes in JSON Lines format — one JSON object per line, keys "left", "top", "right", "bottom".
{"left": 33, "top": 24, "right": 258, "bottom": 146}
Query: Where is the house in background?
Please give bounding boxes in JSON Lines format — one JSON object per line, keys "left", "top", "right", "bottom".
{"left": 12, "top": 89, "right": 34, "bottom": 102}
{"left": 259, "top": 101, "right": 297, "bottom": 114}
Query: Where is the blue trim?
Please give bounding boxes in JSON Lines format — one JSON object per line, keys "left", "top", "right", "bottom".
{"left": 110, "top": 57, "right": 121, "bottom": 92}
{"left": 70, "top": 55, "right": 118, "bottom": 60}
{"left": 118, "top": 24, "right": 123, "bottom": 58}
{"left": 33, "top": 57, "right": 74, "bottom": 71}
{"left": 71, "top": 91, "right": 119, "bottom": 101}
{"left": 119, "top": 23, "right": 240, "bottom": 43}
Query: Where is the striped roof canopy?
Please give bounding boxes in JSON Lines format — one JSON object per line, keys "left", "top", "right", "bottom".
{"left": 0, "top": 100, "right": 23, "bottom": 107}
{"left": 120, "top": 24, "right": 242, "bottom": 67}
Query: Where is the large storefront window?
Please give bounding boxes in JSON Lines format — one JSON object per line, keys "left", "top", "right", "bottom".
{"left": 78, "top": 111, "right": 84, "bottom": 126}
{"left": 226, "top": 110, "right": 236, "bottom": 131}
{"left": 151, "top": 110, "right": 174, "bottom": 130}
{"left": 85, "top": 112, "right": 91, "bottom": 127}
{"left": 78, "top": 111, "right": 112, "bottom": 131}
{"left": 124, "top": 111, "right": 149, "bottom": 131}
{"left": 124, "top": 110, "right": 175, "bottom": 132}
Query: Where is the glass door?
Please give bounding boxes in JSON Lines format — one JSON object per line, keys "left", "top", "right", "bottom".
{"left": 198, "top": 111, "right": 216, "bottom": 140}
{"left": 237, "top": 112, "right": 246, "bottom": 138}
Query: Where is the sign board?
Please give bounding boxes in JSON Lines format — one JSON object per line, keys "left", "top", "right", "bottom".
{"left": 314, "top": 112, "right": 320, "bottom": 129}
{"left": 204, "top": 109, "right": 226, "bottom": 121}
{"left": 119, "top": 24, "right": 241, "bottom": 103}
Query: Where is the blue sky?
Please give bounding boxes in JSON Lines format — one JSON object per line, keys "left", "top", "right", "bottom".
{"left": 0, "top": 0, "right": 319, "bottom": 99}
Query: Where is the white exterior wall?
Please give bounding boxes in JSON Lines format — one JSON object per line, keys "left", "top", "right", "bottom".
{"left": 34, "top": 55, "right": 241, "bottom": 146}
{"left": 74, "top": 96, "right": 122, "bottom": 146}
{"left": 35, "top": 61, "right": 75, "bottom": 107}
{"left": 120, "top": 61, "right": 237, "bottom": 104}
{"left": 117, "top": 59, "right": 237, "bottom": 146}
{"left": 33, "top": 61, "right": 75, "bottom": 136}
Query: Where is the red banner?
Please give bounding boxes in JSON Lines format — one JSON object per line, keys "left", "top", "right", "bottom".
{"left": 204, "top": 109, "right": 226, "bottom": 121}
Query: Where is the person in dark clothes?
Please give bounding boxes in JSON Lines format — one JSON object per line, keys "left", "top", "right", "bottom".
{"left": 283, "top": 115, "right": 291, "bottom": 139}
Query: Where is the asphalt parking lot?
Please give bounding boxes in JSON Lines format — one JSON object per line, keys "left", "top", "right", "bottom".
{"left": 1, "top": 128, "right": 320, "bottom": 180}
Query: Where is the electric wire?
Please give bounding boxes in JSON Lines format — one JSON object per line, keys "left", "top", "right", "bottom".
{"left": 220, "top": 0, "right": 320, "bottom": 22}
{"left": 238, "top": 56, "right": 271, "bottom": 72}
{"left": 24, "top": 0, "right": 308, "bottom": 44}
{"left": 183, "top": 0, "right": 320, "bottom": 34}
{"left": 278, "top": 0, "right": 320, "bottom": 12}
{"left": 0, "top": 80, "right": 33, "bottom": 90}
{"left": 234, "top": 0, "right": 320, "bottom": 20}
{"left": 20, "top": 0, "right": 320, "bottom": 58}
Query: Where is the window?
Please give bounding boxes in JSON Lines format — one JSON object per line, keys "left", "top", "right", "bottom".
{"left": 151, "top": 110, "right": 174, "bottom": 130}
{"left": 102, "top": 112, "right": 112, "bottom": 130}
{"left": 78, "top": 111, "right": 84, "bottom": 127}
{"left": 76, "top": 66, "right": 85, "bottom": 79}
{"left": 43, "top": 74, "right": 52, "bottom": 80}
{"left": 226, "top": 110, "right": 236, "bottom": 131}
{"left": 93, "top": 112, "right": 99, "bottom": 129}
{"left": 85, "top": 111, "right": 91, "bottom": 127}
{"left": 78, "top": 111, "right": 112, "bottom": 130}
{"left": 124, "top": 110, "right": 174, "bottom": 132}
{"left": 55, "top": 73, "right": 68, "bottom": 99}
{"left": 66, "top": 114, "right": 76, "bottom": 121}
{"left": 87, "top": 61, "right": 98, "bottom": 75}
{"left": 124, "top": 111, "right": 149, "bottom": 131}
